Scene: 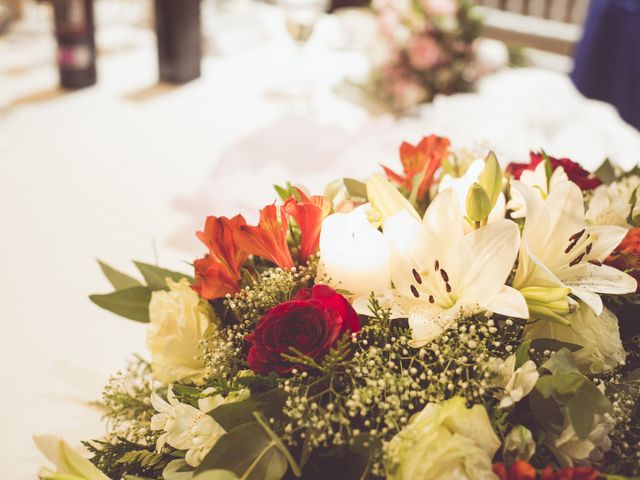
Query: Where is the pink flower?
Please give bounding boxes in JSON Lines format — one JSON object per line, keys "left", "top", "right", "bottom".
{"left": 407, "top": 35, "right": 441, "bottom": 70}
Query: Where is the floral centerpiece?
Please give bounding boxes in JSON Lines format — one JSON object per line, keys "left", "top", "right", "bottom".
{"left": 35, "top": 135, "right": 640, "bottom": 480}
{"left": 367, "top": 0, "right": 484, "bottom": 112}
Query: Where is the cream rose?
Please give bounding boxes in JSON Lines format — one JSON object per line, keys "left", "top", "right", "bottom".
{"left": 525, "top": 302, "right": 625, "bottom": 374}
{"left": 147, "top": 278, "right": 213, "bottom": 384}
{"left": 385, "top": 397, "right": 500, "bottom": 480}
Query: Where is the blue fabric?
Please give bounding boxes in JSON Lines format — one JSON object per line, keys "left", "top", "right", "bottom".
{"left": 571, "top": 0, "right": 640, "bottom": 131}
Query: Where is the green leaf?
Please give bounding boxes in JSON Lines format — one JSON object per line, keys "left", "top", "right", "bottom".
{"left": 567, "top": 390, "right": 595, "bottom": 440}
{"left": 536, "top": 372, "right": 585, "bottom": 400}
{"left": 195, "top": 422, "right": 288, "bottom": 480}
{"left": 274, "top": 182, "right": 295, "bottom": 201}
{"left": 530, "top": 339, "right": 582, "bottom": 354}
{"left": 594, "top": 158, "right": 617, "bottom": 185}
{"left": 133, "top": 261, "right": 194, "bottom": 291}
{"left": 89, "top": 286, "right": 152, "bottom": 322}
{"left": 163, "top": 459, "right": 195, "bottom": 480}
{"left": 627, "top": 185, "right": 640, "bottom": 227}
{"left": 210, "top": 389, "right": 287, "bottom": 432}
{"left": 97, "top": 260, "right": 142, "bottom": 289}
{"left": 541, "top": 348, "right": 580, "bottom": 374}
{"left": 193, "top": 471, "right": 240, "bottom": 480}
{"left": 529, "top": 389, "right": 564, "bottom": 435}
{"left": 514, "top": 341, "right": 531, "bottom": 369}
{"left": 343, "top": 178, "right": 368, "bottom": 200}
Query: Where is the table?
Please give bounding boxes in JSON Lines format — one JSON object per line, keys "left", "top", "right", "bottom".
{"left": 1, "top": 4, "right": 639, "bottom": 479}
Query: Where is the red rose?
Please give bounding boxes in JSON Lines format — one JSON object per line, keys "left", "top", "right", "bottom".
{"left": 245, "top": 285, "right": 361, "bottom": 375}
{"left": 493, "top": 462, "right": 598, "bottom": 480}
{"left": 605, "top": 226, "right": 640, "bottom": 291}
{"left": 506, "top": 152, "right": 602, "bottom": 191}
{"left": 540, "top": 465, "right": 598, "bottom": 480}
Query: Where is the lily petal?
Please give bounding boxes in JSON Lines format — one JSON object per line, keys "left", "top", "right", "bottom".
{"left": 483, "top": 285, "right": 529, "bottom": 319}
{"left": 563, "top": 263, "right": 638, "bottom": 296}
{"left": 462, "top": 219, "right": 521, "bottom": 303}
{"left": 585, "top": 225, "right": 629, "bottom": 262}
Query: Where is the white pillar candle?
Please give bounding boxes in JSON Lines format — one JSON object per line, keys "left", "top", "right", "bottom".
{"left": 319, "top": 207, "right": 391, "bottom": 297}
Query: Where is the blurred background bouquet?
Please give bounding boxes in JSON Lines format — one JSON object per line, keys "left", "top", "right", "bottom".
{"left": 366, "top": 0, "right": 486, "bottom": 112}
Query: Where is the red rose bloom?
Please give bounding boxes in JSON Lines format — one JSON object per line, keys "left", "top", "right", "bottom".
{"left": 605, "top": 226, "right": 640, "bottom": 291}
{"left": 245, "top": 285, "right": 361, "bottom": 375}
{"left": 493, "top": 463, "right": 598, "bottom": 480}
{"left": 506, "top": 152, "right": 602, "bottom": 191}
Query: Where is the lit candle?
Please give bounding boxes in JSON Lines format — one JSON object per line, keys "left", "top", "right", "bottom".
{"left": 318, "top": 207, "right": 391, "bottom": 297}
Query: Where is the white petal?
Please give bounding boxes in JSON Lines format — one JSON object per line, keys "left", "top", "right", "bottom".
{"left": 384, "top": 210, "right": 430, "bottom": 295}
{"left": 408, "top": 304, "right": 459, "bottom": 347}
{"left": 461, "top": 219, "right": 521, "bottom": 302}
{"left": 585, "top": 225, "right": 629, "bottom": 262}
{"left": 150, "top": 391, "right": 172, "bottom": 413}
{"left": 483, "top": 285, "right": 529, "bottom": 319}
{"left": 513, "top": 241, "right": 566, "bottom": 290}
{"left": 511, "top": 181, "right": 543, "bottom": 228}
{"left": 562, "top": 263, "right": 638, "bottom": 296}
{"left": 570, "top": 287, "right": 603, "bottom": 315}
{"left": 423, "top": 188, "right": 464, "bottom": 247}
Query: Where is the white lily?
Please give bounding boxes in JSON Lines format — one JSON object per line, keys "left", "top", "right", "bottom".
{"left": 33, "top": 436, "right": 110, "bottom": 480}
{"left": 439, "top": 158, "right": 506, "bottom": 225}
{"left": 381, "top": 188, "right": 528, "bottom": 347}
{"left": 513, "top": 181, "right": 637, "bottom": 319}
{"left": 150, "top": 386, "right": 226, "bottom": 467}
{"left": 508, "top": 161, "right": 569, "bottom": 219}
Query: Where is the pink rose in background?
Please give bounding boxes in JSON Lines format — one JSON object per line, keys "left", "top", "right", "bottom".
{"left": 407, "top": 35, "right": 441, "bottom": 70}
{"left": 423, "top": 0, "right": 458, "bottom": 16}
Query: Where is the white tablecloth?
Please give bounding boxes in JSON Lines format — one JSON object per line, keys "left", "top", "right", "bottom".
{"left": 1, "top": 5, "right": 639, "bottom": 479}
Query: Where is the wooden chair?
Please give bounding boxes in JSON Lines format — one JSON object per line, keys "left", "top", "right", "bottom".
{"left": 476, "top": 0, "right": 591, "bottom": 55}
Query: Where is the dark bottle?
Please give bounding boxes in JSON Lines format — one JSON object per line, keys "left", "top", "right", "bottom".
{"left": 52, "top": 0, "right": 97, "bottom": 89}
{"left": 154, "top": 0, "right": 201, "bottom": 84}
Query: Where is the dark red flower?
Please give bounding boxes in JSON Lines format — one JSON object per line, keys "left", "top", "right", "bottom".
{"left": 506, "top": 151, "right": 602, "bottom": 191}
{"left": 605, "top": 226, "right": 640, "bottom": 292}
{"left": 493, "top": 462, "right": 598, "bottom": 480}
{"left": 245, "top": 285, "right": 360, "bottom": 375}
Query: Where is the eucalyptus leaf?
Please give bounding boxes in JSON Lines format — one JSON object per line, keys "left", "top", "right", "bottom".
{"left": 536, "top": 372, "right": 585, "bottom": 400}
{"left": 163, "top": 459, "right": 195, "bottom": 480}
{"left": 209, "top": 389, "right": 287, "bottom": 432}
{"left": 514, "top": 341, "right": 531, "bottom": 369}
{"left": 541, "top": 348, "right": 580, "bottom": 374}
{"left": 343, "top": 178, "right": 368, "bottom": 200}
{"left": 567, "top": 390, "right": 595, "bottom": 440}
{"left": 89, "top": 286, "right": 152, "bottom": 322}
{"left": 529, "top": 389, "right": 564, "bottom": 436}
{"left": 195, "top": 422, "right": 288, "bottom": 480}
{"left": 530, "top": 339, "right": 582, "bottom": 354}
{"left": 133, "top": 261, "right": 194, "bottom": 290}
{"left": 97, "top": 260, "right": 142, "bottom": 289}
{"left": 193, "top": 470, "right": 240, "bottom": 480}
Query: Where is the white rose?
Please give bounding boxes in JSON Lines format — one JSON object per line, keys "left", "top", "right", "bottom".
{"left": 385, "top": 397, "right": 500, "bottom": 480}
{"left": 147, "top": 278, "right": 214, "bottom": 385}
{"left": 525, "top": 303, "right": 625, "bottom": 374}
{"left": 549, "top": 414, "right": 614, "bottom": 467}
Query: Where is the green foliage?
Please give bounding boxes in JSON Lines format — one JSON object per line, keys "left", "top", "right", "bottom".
{"left": 594, "top": 159, "right": 618, "bottom": 185}
{"left": 196, "top": 413, "right": 300, "bottom": 480}
{"left": 89, "top": 260, "right": 193, "bottom": 322}
{"left": 210, "top": 389, "right": 287, "bottom": 432}
{"left": 84, "top": 438, "right": 171, "bottom": 479}
{"left": 274, "top": 182, "right": 299, "bottom": 202}
{"left": 343, "top": 178, "right": 368, "bottom": 200}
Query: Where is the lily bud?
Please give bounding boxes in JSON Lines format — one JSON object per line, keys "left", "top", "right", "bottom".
{"left": 520, "top": 286, "right": 574, "bottom": 325}
{"left": 466, "top": 183, "right": 492, "bottom": 223}
{"left": 479, "top": 151, "right": 503, "bottom": 208}
{"left": 366, "top": 174, "right": 420, "bottom": 226}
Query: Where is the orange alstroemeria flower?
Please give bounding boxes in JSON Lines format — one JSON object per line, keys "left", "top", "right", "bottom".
{"left": 235, "top": 204, "right": 295, "bottom": 270}
{"left": 383, "top": 134, "right": 450, "bottom": 200}
{"left": 284, "top": 189, "right": 331, "bottom": 264}
{"left": 192, "top": 215, "right": 248, "bottom": 300}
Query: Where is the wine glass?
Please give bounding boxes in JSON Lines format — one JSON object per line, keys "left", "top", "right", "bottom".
{"left": 273, "top": 0, "right": 330, "bottom": 112}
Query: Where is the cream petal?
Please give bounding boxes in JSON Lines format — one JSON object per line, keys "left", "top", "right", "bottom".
{"left": 461, "top": 219, "right": 521, "bottom": 302}
{"left": 150, "top": 391, "right": 172, "bottom": 414}
{"left": 511, "top": 181, "right": 543, "bottom": 230}
{"left": 513, "top": 240, "right": 566, "bottom": 290}
{"left": 570, "top": 287, "right": 603, "bottom": 316}
{"left": 562, "top": 263, "right": 638, "bottom": 296}
{"left": 585, "top": 225, "right": 629, "bottom": 262}
{"left": 483, "top": 285, "right": 529, "bottom": 319}
{"left": 408, "top": 304, "right": 459, "bottom": 347}
{"left": 384, "top": 210, "right": 431, "bottom": 295}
